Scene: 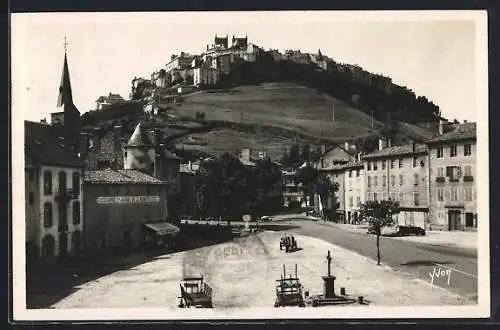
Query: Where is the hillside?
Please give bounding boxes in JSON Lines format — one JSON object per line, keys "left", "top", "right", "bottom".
{"left": 162, "top": 83, "right": 435, "bottom": 159}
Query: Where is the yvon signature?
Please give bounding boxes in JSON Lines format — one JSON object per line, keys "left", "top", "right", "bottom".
{"left": 429, "top": 267, "right": 452, "bottom": 286}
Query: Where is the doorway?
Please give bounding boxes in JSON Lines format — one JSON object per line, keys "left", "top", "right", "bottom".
{"left": 465, "top": 212, "right": 474, "bottom": 228}
{"left": 448, "top": 210, "right": 462, "bottom": 231}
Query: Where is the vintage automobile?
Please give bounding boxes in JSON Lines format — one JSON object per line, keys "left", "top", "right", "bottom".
{"left": 274, "top": 264, "right": 306, "bottom": 307}
{"left": 178, "top": 276, "right": 213, "bottom": 308}
{"left": 397, "top": 225, "right": 426, "bottom": 236}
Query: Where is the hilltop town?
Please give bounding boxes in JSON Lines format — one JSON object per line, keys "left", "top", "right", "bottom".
{"left": 25, "top": 33, "right": 478, "bottom": 310}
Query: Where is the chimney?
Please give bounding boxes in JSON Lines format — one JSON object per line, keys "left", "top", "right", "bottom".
{"left": 113, "top": 125, "right": 122, "bottom": 152}
{"left": 439, "top": 119, "right": 444, "bottom": 135}
{"left": 344, "top": 142, "right": 349, "bottom": 150}
{"left": 378, "top": 138, "right": 385, "bottom": 151}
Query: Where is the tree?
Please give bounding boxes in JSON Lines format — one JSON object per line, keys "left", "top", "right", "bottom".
{"left": 296, "top": 165, "right": 319, "bottom": 206}
{"left": 314, "top": 174, "right": 339, "bottom": 220}
{"left": 359, "top": 200, "right": 400, "bottom": 265}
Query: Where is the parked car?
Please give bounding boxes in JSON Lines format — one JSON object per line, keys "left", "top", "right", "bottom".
{"left": 397, "top": 225, "right": 426, "bottom": 236}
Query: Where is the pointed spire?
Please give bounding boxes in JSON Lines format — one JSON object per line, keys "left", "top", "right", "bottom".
{"left": 127, "top": 123, "right": 153, "bottom": 147}
{"left": 57, "top": 38, "right": 73, "bottom": 108}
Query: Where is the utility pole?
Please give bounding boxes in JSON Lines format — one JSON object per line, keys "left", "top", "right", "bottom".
{"left": 371, "top": 109, "right": 374, "bottom": 129}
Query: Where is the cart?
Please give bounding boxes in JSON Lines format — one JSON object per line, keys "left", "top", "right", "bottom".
{"left": 178, "top": 276, "right": 213, "bottom": 308}
{"left": 274, "top": 264, "right": 306, "bottom": 307}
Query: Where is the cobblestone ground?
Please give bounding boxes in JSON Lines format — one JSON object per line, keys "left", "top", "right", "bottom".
{"left": 52, "top": 232, "right": 474, "bottom": 309}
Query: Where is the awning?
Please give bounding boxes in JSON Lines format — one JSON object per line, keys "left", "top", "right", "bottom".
{"left": 144, "top": 222, "right": 180, "bottom": 236}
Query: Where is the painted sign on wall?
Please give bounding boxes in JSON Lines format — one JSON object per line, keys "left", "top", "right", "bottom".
{"left": 96, "top": 196, "right": 161, "bottom": 205}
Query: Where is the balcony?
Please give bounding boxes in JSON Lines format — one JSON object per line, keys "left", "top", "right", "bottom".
{"left": 58, "top": 223, "right": 68, "bottom": 233}
{"left": 435, "top": 177, "right": 445, "bottom": 183}
{"left": 463, "top": 176, "right": 474, "bottom": 182}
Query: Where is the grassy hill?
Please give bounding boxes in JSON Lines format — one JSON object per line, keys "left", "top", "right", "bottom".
{"left": 163, "top": 83, "right": 435, "bottom": 159}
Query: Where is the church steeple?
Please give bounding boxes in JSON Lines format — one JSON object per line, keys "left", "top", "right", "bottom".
{"left": 56, "top": 37, "right": 81, "bottom": 153}
{"left": 57, "top": 37, "right": 73, "bottom": 108}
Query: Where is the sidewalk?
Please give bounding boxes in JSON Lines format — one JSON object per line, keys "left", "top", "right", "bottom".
{"left": 320, "top": 222, "right": 477, "bottom": 251}
{"left": 52, "top": 231, "right": 473, "bottom": 309}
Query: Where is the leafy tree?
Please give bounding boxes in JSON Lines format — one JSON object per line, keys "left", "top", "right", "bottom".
{"left": 314, "top": 174, "right": 339, "bottom": 219}
{"left": 296, "top": 165, "right": 319, "bottom": 206}
{"left": 359, "top": 200, "right": 400, "bottom": 265}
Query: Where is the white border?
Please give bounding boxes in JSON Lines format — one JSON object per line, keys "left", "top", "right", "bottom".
{"left": 11, "top": 10, "right": 490, "bottom": 321}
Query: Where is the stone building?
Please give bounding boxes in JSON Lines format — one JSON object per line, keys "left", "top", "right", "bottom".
{"left": 319, "top": 164, "right": 346, "bottom": 223}
{"left": 24, "top": 48, "right": 84, "bottom": 265}
{"left": 83, "top": 168, "right": 178, "bottom": 252}
{"left": 25, "top": 121, "right": 85, "bottom": 265}
{"left": 426, "top": 122, "right": 477, "bottom": 231}
{"left": 343, "top": 158, "right": 365, "bottom": 224}
{"left": 363, "top": 139, "right": 430, "bottom": 229}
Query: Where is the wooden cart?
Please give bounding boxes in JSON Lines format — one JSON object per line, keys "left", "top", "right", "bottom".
{"left": 178, "top": 276, "right": 213, "bottom": 308}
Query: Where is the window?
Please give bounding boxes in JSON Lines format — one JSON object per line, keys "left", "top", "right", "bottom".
{"left": 437, "top": 147, "right": 443, "bottom": 158}
{"left": 390, "top": 192, "right": 396, "bottom": 201}
{"left": 382, "top": 160, "right": 386, "bottom": 170}
{"left": 382, "top": 192, "right": 387, "bottom": 201}
{"left": 413, "top": 192, "right": 420, "bottom": 206}
{"left": 464, "top": 165, "right": 472, "bottom": 177}
{"left": 414, "top": 173, "right": 419, "bottom": 185}
{"left": 59, "top": 202, "right": 67, "bottom": 227}
{"left": 382, "top": 175, "right": 387, "bottom": 187}
{"left": 373, "top": 161, "right": 378, "bottom": 171}
{"left": 374, "top": 176, "right": 378, "bottom": 187}
{"left": 41, "top": 235, "right": 55, "bottom": 259}
{"left": 399, "top": 159, "right": 404, "bottom": 168}
{"left": 43, "top": 171, "right": 52, "bottom": 195}
{"left": 399, "top": 175, "right": 404, "bottom": 186}
{"left": 367, "top": 176, "right": 371, "bottom": 187}
{"left": 390, "top": 160, "right": 395, "bottom": 169}
{"left": 464, "top": 188, "right": 473, "bottom": 201}
{"left": 28, "top": 192, "right": 34, "bottom": 205}
{"left": 446, "top": 166, "right": 461, "bottom": 181}
{"left": 43, "top": 202, "right": 53, "bottom": 228}
{"left": 437, "top": 188, "right": 444, "bottom": 202}
{"left": 349, "top": 197, "right": 353, "bottom": 207}
{"left": 450, "top": 188, "right": 458, "bottom": 201}
{"left": 450, "top": 145, "right": 457, "bottom": 157}
{"left": 367, "top": 162, "right": 372, "bottom": 171}
{"left": 437, "top": 166, "right": 445, "bottom": 177}
{"left": 412, "top": 157, "right": 418, "bottom": 168}
{"left": 464, "top": 144, "right": 472, "bottom": 156}
{"left": 390, "top": 175, "right": 396, "bottom": 186}
{"left": 399, "top": 192, "right": 404, "bottom": 202}
{"left": 72, "top": 201, "right": 81, "bottom": 225}
{"left": 373, "top": 192, "right": 378, "bottom": 201}
{"left": 72, "top": 172, "right": 80, "bottom": 196}
{"left": 349, "top": 170, "right": 352, "bottom": 178}
{"left": 356, "top": 196, "right": 361, "bottom": 206}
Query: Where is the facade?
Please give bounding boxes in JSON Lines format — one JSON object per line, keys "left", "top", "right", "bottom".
{"left": 95, "top": 93, "right": 126, "bottom": 110}
{"left": 363, "top": 139, "right": 430, "bottom": 229}
{"left": 165, "top": 52, "right": 195, "bottom": 74}
{"left": 83, "top": 169, "right": 177, "bottom": 252}
{"left": 343, "top": 160, "right": 365, "bottom": 224}
{"left": 193, "top": 66, "right": 221, "bottom": 87}
{"left": 25, "top": 121, "right": 84, "bottom": 264}
{"left": 426, "top": 122, "right": 477, "bottom": 231}
{"left": 281, "top": 166, "right": 303, "bottom": 208}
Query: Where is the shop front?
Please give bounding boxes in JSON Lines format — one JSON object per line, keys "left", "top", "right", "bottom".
{"left": 142, "top": 221, "right": 180, "bottom": 251}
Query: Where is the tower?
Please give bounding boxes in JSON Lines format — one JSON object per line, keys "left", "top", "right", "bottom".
{"left": 57, "top": 37, "right": 81, "bottom": 153}
{"left": 123, "top": 123, "right": 155, "bottom": 174}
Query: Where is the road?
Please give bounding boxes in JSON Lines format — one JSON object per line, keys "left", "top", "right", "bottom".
{"left": 279, "top": 219, "right": 478, "bottom": 301}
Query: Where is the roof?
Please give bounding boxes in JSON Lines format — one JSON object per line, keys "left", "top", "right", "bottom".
{"left": 162, "top": 149, "right": 182, "bottom": 161}
{"left": 127, "top": 123, "right": 153, "bottom": 147}
{"left": 318, "top": 164, "right": 345, "bottom": 172}
{"left": 426, "top": 122, "right": 477, "bottom": 144}
{"left": 84, "top": 168, "right": 165, "bottom": 184}
{"left": 363, "top": 143, "right": 428, "bottom": 160}
{"left": 25, "top": 121, "right": 83, "bottom": 168}
{"left": 342, "top": 160, "right": 364, "bottom": 170}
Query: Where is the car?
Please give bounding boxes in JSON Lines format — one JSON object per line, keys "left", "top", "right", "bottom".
{"left": 397, "top": 225, "right": 426, "bottom": 236}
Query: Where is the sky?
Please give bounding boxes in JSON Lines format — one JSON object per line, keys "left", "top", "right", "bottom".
{"left": 11, "top": 11, "right": 486, "bottom": 124}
